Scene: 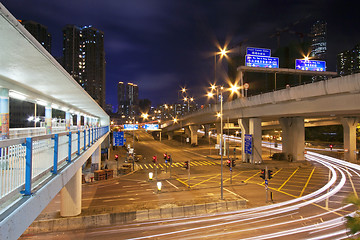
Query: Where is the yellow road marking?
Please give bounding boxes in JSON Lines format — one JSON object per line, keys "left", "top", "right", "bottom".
{"left": 278, "top": 167, "right": 299, "bottom": 191}
{"left": 273, "top": 168, "right": 282, "bottom": 177}
{"left": 148, "top": 164, "right": 153, "bottom": 169}
{"left": 299, "top": 167, "right": 316, "bottom": 197}
{"left": 261, "top": 183, "right": 344, "bottom": 217}
{"left": 347, "top": 168, "right": 358, "bottom": 198}
{"left": 176, "top": 178, "right": 189, "bottom": 187}
{"left": 139, "top": 165, "right": 143, "bottom": 170}
{"left": 191, "top": 174, "right": 221, "bottom": 187}
{"left": 144, "top": 164, "right": 148, "bottom": 169}
{"left": 244, "top": 171, "right": 261, "bottom": 183}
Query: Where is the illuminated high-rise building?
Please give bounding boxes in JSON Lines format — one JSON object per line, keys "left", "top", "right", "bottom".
{"left": 311, "top": 20, "right": 327, "bottom": 60}
{"left": 62, "top": 25, "right": 106, "bottom": 107}
{"left": 117, "top": 82, "right": 139, "bottom": 117}
{"left": 337, "top": 44, "right": 360, "bottom": 76}
{"left": 20, "top": 20, "right": 51, "bottom": 53}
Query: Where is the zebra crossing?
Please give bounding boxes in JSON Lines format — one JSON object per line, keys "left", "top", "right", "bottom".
{"left": 137, "top": 160, "right": 217, "bottom": 170}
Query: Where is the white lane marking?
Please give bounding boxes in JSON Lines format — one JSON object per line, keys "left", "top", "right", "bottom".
{"left": 166, "top": 180, "right": 179, "bottom": 189}
{"left": 223, "top": 187, "right": 249, "bottom": 201}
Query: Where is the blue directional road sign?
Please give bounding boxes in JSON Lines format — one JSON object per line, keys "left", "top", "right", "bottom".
{"left": 244, "top": 134, "right": 253, "bottom": 154}
{"left": 295, "top": 59, "right": 326, "bottom": 71}
{"left": 245, "top": 55, "right": 279, "bottom": 68}
{"left": 124, "top": 124, "right": 139, "bottom": 130}
{"left": 246, "top": 47, "right": 271, "bottom": 57}
{"left": 144, "top": 124, "right": 159, "bottom": 130}
{"left": 113, "top": 131, "right": 124, "bottom": 146}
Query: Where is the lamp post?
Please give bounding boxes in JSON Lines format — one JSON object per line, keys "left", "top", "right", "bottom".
{"left": 183, "top": 96, "right": 194, "bottom": 113}
{"left": 208, "top": 85, "right": 224, "bottom": 200}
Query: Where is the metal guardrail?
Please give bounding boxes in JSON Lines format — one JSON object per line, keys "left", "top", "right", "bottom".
{"left": 0, "top": 126, "right": 109, "bottom": 201}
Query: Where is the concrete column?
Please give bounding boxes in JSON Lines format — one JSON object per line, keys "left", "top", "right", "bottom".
{"left": 215, "top": 123, "right": 221, "bottom": 145}
{"left": 184, "top": 126, "right": 191, "bottom": 144}
{"left": 189, "top": 125, "right": 199, "bottom": 146}
{"left": 167, "top": 131, "right": 174, "bottom": 140}
{"left": 45, "top": 105, "right": 52, "bottom": 134}
{"left": 65, "top": 112, "right": 71, "bottom": 131}
{"left": 203, "top": 124, "right": 210, "bottom": 138}
{"left": 238, "top": 118, "right": 249, "bottom": 163}
{"left": 249, "top": 118, "right": 262, "bottom": 164}
{"left": 60, "top": 168, "right": 82, "bottom": 217}
{"left": 91, "top": 145, "right": 101, "bottom": 171}
{"left": 0, "top": 88, "right": 9, "bottom": 140}
{"left": 341, "top": 117, "right": 358, "bottom": 162}
{"left": 279, "top": 117, "right": 305, "bottom": 161}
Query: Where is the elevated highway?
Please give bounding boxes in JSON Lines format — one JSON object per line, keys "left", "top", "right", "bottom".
{"left": 163, "top": 73, "right": 360, "bottom": 164}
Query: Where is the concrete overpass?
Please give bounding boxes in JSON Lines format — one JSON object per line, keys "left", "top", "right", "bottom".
{"left": 0, "top": 4, "right": 109, "bottom": 239}
{"left": 163, "top": 73, "right": 360, "bottom": 163}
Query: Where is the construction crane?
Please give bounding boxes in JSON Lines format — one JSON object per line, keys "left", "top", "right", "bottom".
{"left": 269, "top": 14, "right": 312, "bottom": 48}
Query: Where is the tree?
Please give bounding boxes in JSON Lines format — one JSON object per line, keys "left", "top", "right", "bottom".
{"left": 345, "top": 194, "right": 360, "bottom": 236}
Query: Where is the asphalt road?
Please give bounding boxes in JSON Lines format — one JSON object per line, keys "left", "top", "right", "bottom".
{"left": 20, "top": 130, "right": 360, "bottom": 239}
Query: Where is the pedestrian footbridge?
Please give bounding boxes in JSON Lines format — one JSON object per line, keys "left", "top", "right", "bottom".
{"left": 0, "top": 4, "right": 110, "bottom": 239}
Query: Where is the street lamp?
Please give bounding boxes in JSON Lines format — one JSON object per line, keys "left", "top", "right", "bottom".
{"left": 183, "top": 96, "right": 194, "bottom": 113}
{"left": 207, "top": 85, "right": 224, "bottom": 200}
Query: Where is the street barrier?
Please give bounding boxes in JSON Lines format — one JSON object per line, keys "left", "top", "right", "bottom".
{"left": 0, "top": 126, "right": 109, "bottom": 203}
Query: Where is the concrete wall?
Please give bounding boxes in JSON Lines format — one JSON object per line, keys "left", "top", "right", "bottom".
{"left": 24, "top": 200, "right": 247, "bottom": 234}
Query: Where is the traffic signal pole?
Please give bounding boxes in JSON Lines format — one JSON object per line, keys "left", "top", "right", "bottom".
{"left": 188, "top": 159, "right": 190, "bottom": 188}
{"left": 265, "top": 166, "right": 268, "bottom": 203}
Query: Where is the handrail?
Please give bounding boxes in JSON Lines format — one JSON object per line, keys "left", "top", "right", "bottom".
{"left": 0, "top": 126, "right": 109, "bottom": 203}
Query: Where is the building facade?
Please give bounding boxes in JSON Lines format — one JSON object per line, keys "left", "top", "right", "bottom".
{"left": 310, "top": 20, "right": 327, "bottom": 60}
{"left": 62, "top": 25, "right": 106, "bottom": 107}
{"left": 337, "top": 44, "right": 360, "bottom": 76}
{"left": 117, "top": 82, "right": 139, "bottom": 118}
{"left": 20, "top": 20, "right": 52, "bottom": 53}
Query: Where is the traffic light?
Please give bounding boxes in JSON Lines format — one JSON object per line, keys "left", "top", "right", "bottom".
{"left": 226, "top": 159, "right": 231, "bottom": 167}
{"left": 163, "top": 153, "right": 167, "bottom": 160}
{"left": 152, "top": 156, "right": 157, "bottom": 163}
{"left": 115, "top": 154, "right": 119, "bottom": 161}
{"left": 329, "top": 144, "right": 333, "bottom": 150}
{"left": 184, "top": 161, "right": 189, "bottom": 169}
{"left": 268, "top": 170, "right": 273, "bottom": 179}
{"left": 260, "top": 169, "right": 266, "bottom": 179}
{"left": 232, "top": 159, "right": 236, "bottom": 167}
{"left": 167, "top": 155, "right": 171, "bottom": 164}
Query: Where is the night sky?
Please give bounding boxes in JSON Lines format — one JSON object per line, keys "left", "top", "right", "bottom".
{"left": 2, "top": 1, "right": 360, "bottom": 110}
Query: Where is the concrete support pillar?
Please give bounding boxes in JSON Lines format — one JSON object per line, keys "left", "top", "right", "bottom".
{"left": 0, "top": 88, "right": 9, "bottom": 140}
{"left": 65, "top": 112, "right": 71, "bottom": 131}
{"left": 60, "top": 168, "right": 82, "bottom": 217}
{"left": 279, "top": 117, "right": 305, "bottom": 161}
{"left": 189, "top": 125, "right": 199, "bottom": 146}
{"left": 203, "top": 124, "right": 210, "bottom": 138}
{"left": 215, "top": 123, "right": 221, "bottom": 145}
{"left": 184, "top": 127, "right": 191, "bottom": 144}
{"left": 167, "top": 131, "right": 174, "bottom": 140}
{"left": 91, "top": 145, "right": 101, "bottom": 171}
{"left": 249, "top": 118, "right": 262, "bottom": 164}
{"left": 238, "top": 118, "right": 249, "bottom": 163}
{"left": 45, "top": 105, "right": 52, "bottom": 134}
{"left": 341, "top": 117, "right": 358, "bottom": 162}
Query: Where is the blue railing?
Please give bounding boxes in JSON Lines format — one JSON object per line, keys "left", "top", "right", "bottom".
{"left": 0, "top": 126, "right": 109, "bottom": 201}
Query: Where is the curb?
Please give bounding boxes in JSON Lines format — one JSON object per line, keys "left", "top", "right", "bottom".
{"left": 24, "top": 200, "right": 247, "bottom": 234}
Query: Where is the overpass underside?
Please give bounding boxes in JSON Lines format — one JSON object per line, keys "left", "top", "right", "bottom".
{"left": 162, "top": 73, "right": 360, "bottom": 164}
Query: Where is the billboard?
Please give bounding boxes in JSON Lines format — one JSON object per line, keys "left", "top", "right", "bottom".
{"left": 295, "top": 59, "right": 326, "bottom": 71}
{"left": 246, "top": 47, "right": 271, "bottom": 57}
{"left": 245, "top": 55, "right": 279, "bottom": 68}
